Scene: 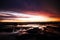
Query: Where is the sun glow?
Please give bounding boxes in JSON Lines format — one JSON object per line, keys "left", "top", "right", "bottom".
{"left": 16, "top": 16, "right": 49, "bottom": 22}
{"left": 0, "top": 11, "right": 60, "bottom": 22}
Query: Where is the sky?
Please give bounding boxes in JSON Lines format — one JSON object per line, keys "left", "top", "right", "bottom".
{"left": 0, "top": 0, "right": 60, "bottom": 22}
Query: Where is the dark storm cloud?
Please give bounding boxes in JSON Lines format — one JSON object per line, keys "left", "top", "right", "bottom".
{"left": 0, "top": 0, "right": 59, "bottom": 17}
{"left": 0, "top": 0, "right": 59, "bottom": 10}
{"left": 0, "top": 0, "right": 42, "bottom": 10}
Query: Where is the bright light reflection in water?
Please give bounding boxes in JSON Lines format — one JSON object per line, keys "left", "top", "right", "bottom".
{"left": 16, "top": 24, "right": 47, "bottom": 30}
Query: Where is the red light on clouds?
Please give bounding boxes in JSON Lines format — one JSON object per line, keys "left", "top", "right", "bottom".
{"left": 21, "top": 11, "right": 55, "bottom": 17}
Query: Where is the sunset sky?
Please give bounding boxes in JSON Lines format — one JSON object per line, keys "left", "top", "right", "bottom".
{"left": 0, "top": 0, "right": 60, "bottom": 22}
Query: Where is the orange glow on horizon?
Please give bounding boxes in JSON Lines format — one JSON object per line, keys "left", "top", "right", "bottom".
{"left": 0, "top": 17, "right": 60, "bottom": 22}
{"left": 0, "top": 11, "right": 60, "bottom": 22}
